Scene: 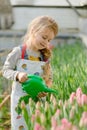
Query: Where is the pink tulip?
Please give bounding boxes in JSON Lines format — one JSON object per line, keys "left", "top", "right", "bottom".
{"left": 50, "top": 94, "right": 57, "bottom": 103}
{"left": 79, "top": 118, "right": 84, "bottom": 127}
{"left": 82, "top": 112, "right": 87, "bottom": 118}
{"left": 34, "top": 123, "right": 40, "bottom": 130}
{"left": 36, "top": 101, "right": 41, "bottom": 109}
{"left": 34, "top": 123, "right": 45, "bottom": 130}
{"left": 61, "top": 118, "right": 72, "bottom": 129}
{"left": 45, "top": 101, "right": 50, "bottom": 112}
{"left": 58, "top": 100, "right": 63, "bottom": 107}
{"left": 72, "top": 126, "right": 78, "bottom": 130}
{"left": 40, "top": 113, "right": 46, "bottom": 124}
{"left": 54, "top": 109, "right": 61, "bottom": 119}
{"left": 69, "top": 92, "right": 76, "bottom": 104}
{"left": 50, "top": 94, "right": 55, "bottom": 102}
{"left": 53, "top": 97, "right": 57, "bottom": 109}
{"left": 64, "top": 100, "right": 68, "bottom": 108}
{"left": 51, "top": 116, "right": 57, "bottom": 129}
{"left": 81, "top": 94, "right": 87, "bottom": 105}
{"left": 31, "top": 114, "right": 35, "bottom": 123}
{"left": 76, "top": 96, "right": 82, "bottom": 106}
{"left": 79, "top": 112, "right": 87, "bottom": 127}
{"left": 61, "top": 118, "right": 68, "bottom": 124}
{"left": 70, "top": 106, "right": 75, "bottom": 119}
{"left": 35, "top": 109, "right": 41, "bottom": 119}
{"left": 55, "top": 126, "right": 62, "bottom": 130}
{"left": 84, "top": 118, "right": 87, "bottom": 127}
{"left": 76, "top": 87, "right": 82, "bottom": 97}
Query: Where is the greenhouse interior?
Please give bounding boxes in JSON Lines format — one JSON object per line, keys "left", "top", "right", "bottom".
{"left": 0, "top": 0, "right": 87, "bottom": 130}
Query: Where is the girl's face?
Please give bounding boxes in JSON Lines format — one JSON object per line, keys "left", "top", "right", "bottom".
{"left": 30, "top": 27, "right": 55, "bottom": 51}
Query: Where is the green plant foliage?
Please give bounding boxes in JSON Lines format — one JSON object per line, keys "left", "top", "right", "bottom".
{"left": 52, "top": 41, "right": 87, "bottom": 100}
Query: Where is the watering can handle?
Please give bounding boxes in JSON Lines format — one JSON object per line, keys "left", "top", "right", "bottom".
{"left": 27, "top": 74, "right": 43, "bottom": 81}
{"left": 27, "top": 74, "right": 34, "bottom": 79}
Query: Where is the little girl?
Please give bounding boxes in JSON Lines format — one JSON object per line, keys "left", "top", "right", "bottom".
{"left": 2, "top": 15, "right": 58, "bottom": 130}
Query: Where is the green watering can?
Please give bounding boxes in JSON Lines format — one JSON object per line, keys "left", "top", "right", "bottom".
{"left": 16, "top": 74, "right": 58, "bottom": 115}
{"left": 22, "top": 74, "right": 57, "bottom": 101}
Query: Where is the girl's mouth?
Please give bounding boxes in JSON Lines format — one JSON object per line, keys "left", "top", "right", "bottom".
{"left": 40, "top": 43, "right": 45, "bottom": 47}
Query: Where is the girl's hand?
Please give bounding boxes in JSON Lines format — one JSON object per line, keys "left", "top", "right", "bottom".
{"left": 16, "top": 72, "right": 28, "bottom": 83}
{"left": 37, "top": 92, "right": 47, "bottom": 98}
{"left": 46, "top": 80, "right": 52, "bottom": 88}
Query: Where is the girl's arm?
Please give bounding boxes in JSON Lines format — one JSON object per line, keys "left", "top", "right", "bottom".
{"left": 2, "top": 46, "right": 21, "bottom": 81}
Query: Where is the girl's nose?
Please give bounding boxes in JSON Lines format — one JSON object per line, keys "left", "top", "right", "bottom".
{"left": 45, "top": 39, "right": 50, "bottom": 44}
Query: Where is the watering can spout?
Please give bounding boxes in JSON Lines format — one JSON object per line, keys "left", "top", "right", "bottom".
{"left": 45, "top": 87, "right": 58, "bottom": 94}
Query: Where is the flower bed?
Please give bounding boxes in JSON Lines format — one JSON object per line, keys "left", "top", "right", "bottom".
{"left": 0, "top": 40, "right": 87, "bottom": 130}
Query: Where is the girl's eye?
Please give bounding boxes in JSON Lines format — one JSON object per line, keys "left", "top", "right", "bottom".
{"left": 42, "top": 36, "right": 46, "bottom": 39}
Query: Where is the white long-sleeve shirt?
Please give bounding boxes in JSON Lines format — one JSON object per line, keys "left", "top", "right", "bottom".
{"left": 2, "top": 46, "right": 41, "bottom": 80}
{"left": 2, "top": 46, "right": 21, "bottom": 81}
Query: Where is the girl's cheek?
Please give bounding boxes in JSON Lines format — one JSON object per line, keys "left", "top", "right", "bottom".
{"left": 38, "top": 37, "right": 43, "bottom": 43}
{"left": 36, "top": 35, "right": 44, "bottom": 43}
{"left": 36, "top": 36, "right": 41, "bottom": 41}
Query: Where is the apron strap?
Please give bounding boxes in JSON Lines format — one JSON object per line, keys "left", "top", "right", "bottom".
{"left": 21, "top": 43, "right": 48, "bottom": 62}
{"left": 21, "top": 43, "right": 27, "bottom": 59}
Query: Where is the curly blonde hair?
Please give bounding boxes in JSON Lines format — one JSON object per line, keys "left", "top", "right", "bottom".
{"left": 23, "top": 15, "right": 58, "bottom": 60}
{"left": 23, "top": 15, "right": 58, "bottom": 42}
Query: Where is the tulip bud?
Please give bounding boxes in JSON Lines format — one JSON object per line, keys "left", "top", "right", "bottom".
{"left": 36, "top": 101, "right": 41, "bottom": 110}
{"left": 29, "top": 98, "right": 33, "bottom": 106}
{"left": 45, "top": 101, "right": 49, "bottom": 112}
{"left": 40, "top": 113, "right": 46, "bottom": 124}
{"left": 69, "top": 106, "right": 75, "bottom": 119}
{"left": 53, "top": 97, "right": 57, "bottom": 109}
{"left": 50, "top": 94, "right": 55, "bottom": 102}
{"left": 21, "top": 101, "right": 25, "bottom": 109}
{"left": 58, "top": 100, "right": 63, "bottom": 107}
